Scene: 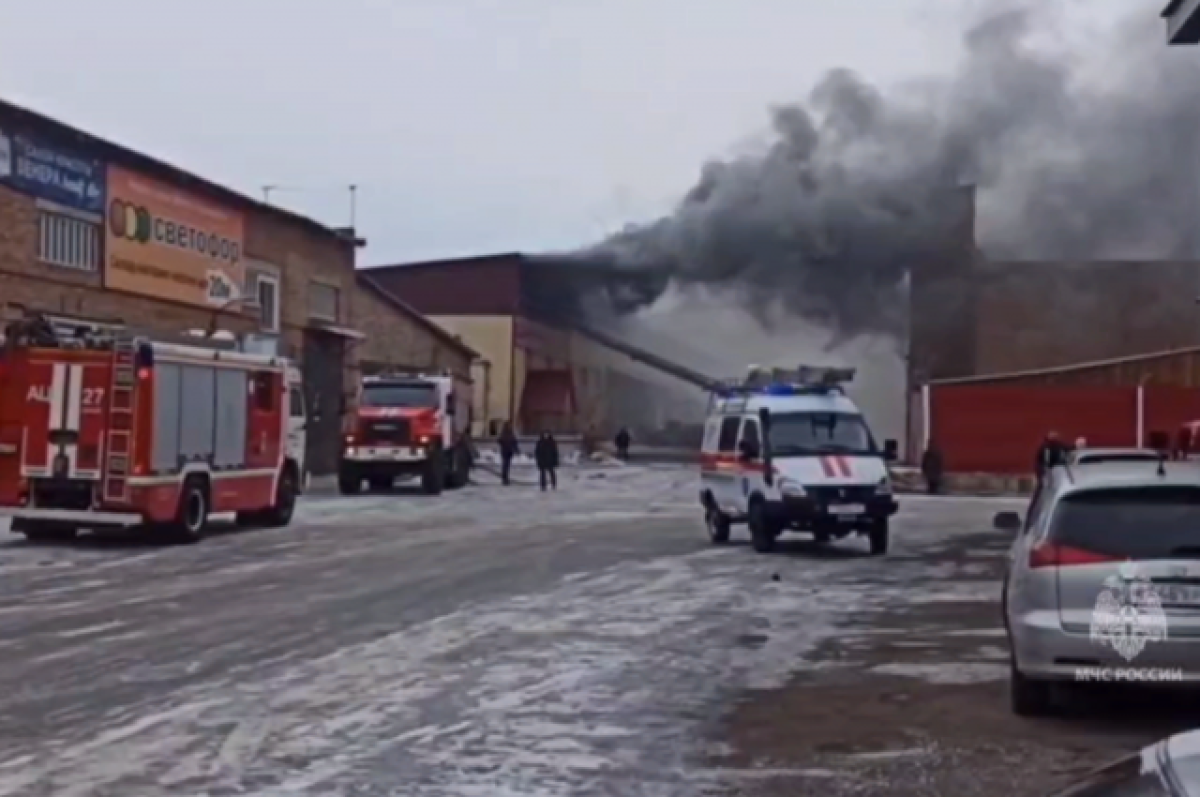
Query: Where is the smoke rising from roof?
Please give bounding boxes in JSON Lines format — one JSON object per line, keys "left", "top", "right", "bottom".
{"left": 563, "top": 2, "right": 1200, "bottom": 344}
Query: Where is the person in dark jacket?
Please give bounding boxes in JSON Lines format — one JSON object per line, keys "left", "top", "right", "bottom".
{"left": 1034, "top": 431, "right": 1068, "bottom": 485}
{"left": 614, "top": 427, "right": 631, "bottom": 461}
{"left": 498, "top": 422, "right": 519, "bottom": 486}
{"left": 535, "top": 431, "right": 559, "bottom": 491}
{"left": 921, "top": 441, "right": 944, "bottom": 495}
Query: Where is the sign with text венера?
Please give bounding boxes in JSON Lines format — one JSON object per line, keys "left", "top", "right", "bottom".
{"left": 0, "top": 127, "right": 105, "bottom": 215}
{"left": 105, "top": 166, "right": 245, "bottom": 308}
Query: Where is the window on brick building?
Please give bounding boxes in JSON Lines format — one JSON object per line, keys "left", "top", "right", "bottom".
{"left": 308, "top": 281, "right": 339, "bottom": 322}
{"left": 38, "top": 210, "right": 99, "bottom": 272}
{"left": 248, "top": 271, "right": 280, "bottom": 333}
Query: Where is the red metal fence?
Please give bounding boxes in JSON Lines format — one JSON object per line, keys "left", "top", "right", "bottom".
{"left": 927, "top": 385, "right": 1200, "bottom": 473}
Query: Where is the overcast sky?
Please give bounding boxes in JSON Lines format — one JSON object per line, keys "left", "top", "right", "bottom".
{"left": 0, "top": 0, "right": 1139, "bottom": 266}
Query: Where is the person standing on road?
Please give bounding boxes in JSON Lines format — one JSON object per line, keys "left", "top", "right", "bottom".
{"left": 614, "top": 427, "right": 631, "bottom": 462}
{"left": 498, "top": 422, "right": 519, "bottom": 486}
{"left": 921, "top": 441, "right": 944, "bottom": 495}
{"left": 535, "top": 431, "right": 559, "bottom": 491}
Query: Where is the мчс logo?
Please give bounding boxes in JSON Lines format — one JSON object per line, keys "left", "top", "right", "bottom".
{"left": 1090, "top": 561, "right": 1168, "bottom": 662}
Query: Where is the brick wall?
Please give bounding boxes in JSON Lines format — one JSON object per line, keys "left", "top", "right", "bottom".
{"left": 352, "top": 280, "right": 473, "bottom": 377}
{"left": 974, "top": 261, "right": 1200, "bottom": 374}
{"left": 0, "top": 184, "right": 261, "bottom": 334}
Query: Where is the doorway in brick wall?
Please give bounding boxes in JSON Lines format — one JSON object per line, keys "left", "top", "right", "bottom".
{"left": 302, "top": 330, "right": 346, "bottom": 476}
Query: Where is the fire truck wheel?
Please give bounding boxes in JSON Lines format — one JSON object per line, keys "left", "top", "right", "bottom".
{"left": 446, "top": 445, "right": 471, "bottom": 489}
{"left": 171, "top": 478, "right": 209, "bottom": 544}
{"left": 262, "top": 466, "right": 298, "bottom": 527}
{"left": 421, "top": 457, "right": 445, "bottom": 495}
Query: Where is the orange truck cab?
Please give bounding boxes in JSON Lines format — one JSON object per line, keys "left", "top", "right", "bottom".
{"left": 339, "top": 372, "right": 473, "bottom": 496}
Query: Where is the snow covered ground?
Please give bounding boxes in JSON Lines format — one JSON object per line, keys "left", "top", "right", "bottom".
{"left": 0, "top": 468, "right": 1023, "bottom": 796}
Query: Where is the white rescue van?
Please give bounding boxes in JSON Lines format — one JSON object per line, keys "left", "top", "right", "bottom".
{"left": 699, "top": 365, "right": 899, "bottom": 555}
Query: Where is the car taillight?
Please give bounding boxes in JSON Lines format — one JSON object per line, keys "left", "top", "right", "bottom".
{"left": 1029, "top": 542, "right": 1120, "bottom": 569}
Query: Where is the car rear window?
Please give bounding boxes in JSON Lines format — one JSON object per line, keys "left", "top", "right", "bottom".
{"left": 1049, "top": 486, "right": 1200, "bottom": 561}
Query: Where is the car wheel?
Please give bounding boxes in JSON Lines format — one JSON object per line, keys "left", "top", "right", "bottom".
{"left": 1010, "top": 658, "right": 1054, "bottom": 717}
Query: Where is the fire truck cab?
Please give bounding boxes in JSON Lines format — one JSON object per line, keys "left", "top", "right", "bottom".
{"left": 339, "top": 371, "right": 473, "bottom": 495}
{"left": 700, "top": 365, "right": 899, "bottom": 555}
{"left": 0, "top": 313, "right": 308, "bottom": 543}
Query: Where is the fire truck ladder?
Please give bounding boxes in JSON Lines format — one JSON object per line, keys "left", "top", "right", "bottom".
{"left": 103, "top": 335, "right": 137, "bottom": 502}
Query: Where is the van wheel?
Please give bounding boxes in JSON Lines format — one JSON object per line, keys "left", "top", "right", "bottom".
{"left": 868, "top": 520, "right": 889, "bottom": 556}
{"left": 171, "top": 478, "right": 209, "bottom": 544}
{"left": 263, "top": 466, "right": 298, "bottom": 528}
{"left": 705, "top": 507, "right": 731, "bottom": 544}
{"left": 748, "top": 500, "right": 776, "bottom": 554}
{"left": 1011, "top": 659, "right": 1055, "bottom": 717}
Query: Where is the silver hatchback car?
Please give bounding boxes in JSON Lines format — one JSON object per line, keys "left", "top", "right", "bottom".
{"left": 998, "top": 457, "right": 1200, "bottom": 716}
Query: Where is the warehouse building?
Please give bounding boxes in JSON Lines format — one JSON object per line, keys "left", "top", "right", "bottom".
{"left": 908, "top": 186, "right": 1200, "bottom": 381}
{"left": 0, "top": 99, "right": 474, "bottom": 474}
{"left": 902, "top": 184, "right": 1200, "bottom": 463}
{"left": 364, "top": 253, "right": 705, "bottom": 436}
{"left": 352, "top": 273, "right": 477, "bottom": 378}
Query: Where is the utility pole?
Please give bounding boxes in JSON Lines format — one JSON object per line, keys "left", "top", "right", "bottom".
{"left": 348, "top": 184, "right": 358, "bottom": 229}
{"left": 262, "top": 185, "right": 277, "bottom": 204}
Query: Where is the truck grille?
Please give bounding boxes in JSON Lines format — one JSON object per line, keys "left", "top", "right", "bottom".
{"left": 362, "top": 419, "right": 411, "bottom": 445}
{"left": 805, "top": 485, "right": 877, "bottom": 504}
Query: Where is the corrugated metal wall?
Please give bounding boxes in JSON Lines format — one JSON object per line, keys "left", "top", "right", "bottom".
{"left": 928, "top": 385, "right": 1200, "bottom": 473}
{"left": 929, "top": 385, "right": 1139, "bottom": 473}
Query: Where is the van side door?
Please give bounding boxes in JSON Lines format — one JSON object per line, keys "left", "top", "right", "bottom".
{"left": 713, "top": 415, "right": 743, "bottom": 514}
{"left": 738, "top": 417, "right": 764, "bottom": 498}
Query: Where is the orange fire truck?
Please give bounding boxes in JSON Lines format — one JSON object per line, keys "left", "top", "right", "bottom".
{"left": 339, "top": 371, "right": 473, "bottom": 495}
{"left": 0, "top": 313, "right": 308, "bottom": 543}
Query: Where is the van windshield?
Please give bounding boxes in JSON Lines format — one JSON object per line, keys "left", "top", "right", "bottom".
{"left": 361, "top": 383, "right": 438, "bottom": 409}
{"left": 767, "top": 412, "right": 877, "bottom": 457}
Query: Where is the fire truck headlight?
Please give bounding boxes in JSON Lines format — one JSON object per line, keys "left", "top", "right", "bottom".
{"left": 875, "top": 477, "right": 892, "bottom": 494}
{"left": 345, "top": 446, "right": 357, "bottom": 458}
{"left": 779, "top": 478, "right": 805, "bottom": 497}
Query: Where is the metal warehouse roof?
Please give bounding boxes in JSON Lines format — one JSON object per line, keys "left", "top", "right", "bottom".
{"left": 0, "top": 97, "right": 363, "bottom": 248}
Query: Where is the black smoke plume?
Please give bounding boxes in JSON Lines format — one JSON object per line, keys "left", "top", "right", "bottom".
{"left": 550, "top": 2, "right": 1200, "bottom": 343}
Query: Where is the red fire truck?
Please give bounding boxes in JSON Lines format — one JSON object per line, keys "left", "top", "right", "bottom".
{"left": 339, "top": 371, "right": 473, "bottom": 495}
{"left": 0, "top": 314, "right": 308, "bottom": 543}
